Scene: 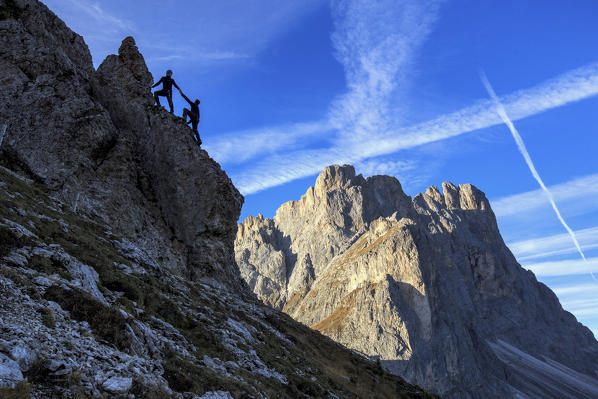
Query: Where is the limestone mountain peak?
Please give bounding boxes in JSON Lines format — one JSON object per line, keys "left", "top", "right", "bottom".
{"left": 236, "top": 164, "right": 598, "bottom": 399}
{"left": 314, "top": 164, "right": 364, "bottom": 192}
{"left": 117, "top": 36, "right": 153, "bottom": 88}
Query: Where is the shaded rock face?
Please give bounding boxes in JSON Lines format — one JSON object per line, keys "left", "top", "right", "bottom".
{"left": 0, "top": 0, "right": 243, "bottom": 284}
{"left": 236, "top": 164, "right": 598, "bottom": 399}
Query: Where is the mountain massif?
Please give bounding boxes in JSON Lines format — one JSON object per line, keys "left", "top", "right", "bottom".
{"left": 0, "top": 1, "right": 435, "bottom": 398}
{"left": 236, "top": 165, "right": 598, "bottom": 398}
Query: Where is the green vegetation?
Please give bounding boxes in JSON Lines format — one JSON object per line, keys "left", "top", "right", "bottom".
{"left": 373, "top": 357, "right": 385, "bottom": 376}
{"left": 0, "top": 225, "right": 30, "bottom": 259}
{"left": 40, "top": 306, "right": 55, "bottom": 329}
{"left": 0, "top": 381, "right": 31, "bottom": 399}
{"left": 130, "top": 380, "right": 171, "bottom": 399}
{"left": 0, "top": 381, "right": 30, "bottom": 399}
{"left": 28, "top": 255, "right": 71, "bottom": 280}
{"left": 43, "top": 285, "right": 130, "bottom": 350}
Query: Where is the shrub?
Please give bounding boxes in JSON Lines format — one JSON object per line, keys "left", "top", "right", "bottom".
{"left": 43, "top": 285, "right": 131, "bottom": 350}
{"left": 0, "top": 381, "right": 30, "bottom": 399}
{"left": 0, "top": 226, "right": 29, "bottom": 258}
{"left": 40, "top": 306, "right": 55, "bottom": 328}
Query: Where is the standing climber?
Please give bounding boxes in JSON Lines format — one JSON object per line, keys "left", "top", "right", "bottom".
{"left": 152, "top": 69, "right": 180, "bottom": 113}
{"left": 179, "top": 89, "right": 201, "bottom": 145}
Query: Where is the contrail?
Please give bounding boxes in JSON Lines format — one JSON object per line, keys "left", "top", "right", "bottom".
{"left": 480, "top": 71, "right": 594, "bottom": 280}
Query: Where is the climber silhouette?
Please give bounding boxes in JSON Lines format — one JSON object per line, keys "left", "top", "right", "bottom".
{"left": 152, "top": 69, "right": 180, "bottom": 113}
{"left": 179, "top": 89, "right": 201, "bottom": 145}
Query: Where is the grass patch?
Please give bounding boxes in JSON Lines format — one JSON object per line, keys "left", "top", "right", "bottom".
{"left": 43, "top": 285, "right": 131, "bottom": 350}
{"left": 40, "top": 307, "right": 55, "bottom": 328}
{"left": 130, "top": 379, "right": 171, "bottom": 399}
{"left": 0, "top": 381, "right": 30, "bottom": 399}
{"left": 28, "top": 255, "right": 71, "bottom": 280}
{"left": 0, "top": 225, "right": 30, "bottom": 258}
{"left": 162, "top": 352, "right": 253, "bottom": 396}
{"left": 0, "top": 166, "right": 440, "bottom": 399}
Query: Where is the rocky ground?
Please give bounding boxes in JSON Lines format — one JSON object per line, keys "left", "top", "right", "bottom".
{"left": 0, "top": 165, "right": 434, "bottom": 398}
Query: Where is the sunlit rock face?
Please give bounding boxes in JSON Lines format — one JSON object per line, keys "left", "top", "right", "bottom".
{"left": 236, "top": 164, "right": 598, "bottom": 399}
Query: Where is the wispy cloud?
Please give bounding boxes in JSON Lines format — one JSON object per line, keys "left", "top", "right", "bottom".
{"left": 491, "top": 173, "right": 598, "bottom": 218}
{"left": 206, "top": 120, "right": 333, "bottom": 164}
{"left": 560, "top": 298, "right": 598, "bottom": 317}
{"left": 525, "top": 257, "right": 598, "bottom": 277}
{"left": 509, "top": 227, "right": 598, "bottom": 262}
{"left": 355, "top": 159, "right": 415, "bottom": 178}
{"left": 150, "top": 50, "right": 248, "bottom": 63}
{"left": 44, "top": 0, "right": 324, "bottom": 68}
{"left": 550, "top": 282, "right": 598, "bottom": 331}
{"left": 213, "top": 0, "right": 442, "bottom": 170}
{"left": 65, "top": 0, "right": 134, "bottom": 33}
{"left": 232, "top": 62, "right": 598, "bottom": 194}
{"left": 480, "top": 72, "right": 590, "bottom": 278}
{"left": 328, "top": 0, "right": 443, "bottom": 142}
{"left": 43, "top": 0, "right": 136, "bottom": 65}
{"left": 553, "top": 283, "right": 598, "bottom": 296}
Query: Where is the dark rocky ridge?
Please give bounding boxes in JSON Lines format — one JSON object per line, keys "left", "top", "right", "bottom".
{"left": 0, "top": 0, "right": 243, "bottom": 285}
{"left": 0, "top": 1, "right": 438, "bottom": 397}
{"left": 236, "top": 164, "right": 598, "bottom": 399}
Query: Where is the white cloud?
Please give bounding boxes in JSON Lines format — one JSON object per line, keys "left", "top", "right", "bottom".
{"left": 553, "top": 283, "right": 598, "bottom": 297}
{"left": 492, "top": 173, "right": 598, "bottom": 218}
{"left": 43, "top": 0, "right": 324, "bottom": 67}
{"left": 232, "top": 62, "right": 598, "bottom": 194}
{"left": 150, "top": 50, "right": 248, "bottom": 63}
{"left": 508, "top": 227, "right": 598, "bottom": 262}
{"left": 206, "top": 120, "right": 334, "bottom": 164}
{"left": 548, "top": 282, "right": 598, "bottom": 331}
{"left": 355, "top": 159, "right": 415, "bottom": 178}
{"left": 328, "top": 0, "right": 443, "bottom": 142}
{"left": 213, "top": 0, "right": 442, "bottom": 170}
{"left": 560, "top": 298, "right": 598, "bottom": 317}
{"left": 525, "top": 257, "right": 598, "bottom": 277}
{"left": 43, "top": 0, "right": 136, "bottom": 65}
{"left": 65, "top": 0, "right": 134, "bottom": 32}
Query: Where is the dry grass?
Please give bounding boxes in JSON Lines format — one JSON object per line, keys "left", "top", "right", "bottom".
{"left": 0, "top": 381, "right": 30, "bottom": 399}
{"left": 282, "top": 289, "right": 305, "bottom": 313}
{"left": 311, "top": 286, "right": 363, "bottom": 332}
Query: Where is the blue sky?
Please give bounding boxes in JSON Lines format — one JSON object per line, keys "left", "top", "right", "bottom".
{"left": 44, "top": 0, "right": 598, "bottom": 339}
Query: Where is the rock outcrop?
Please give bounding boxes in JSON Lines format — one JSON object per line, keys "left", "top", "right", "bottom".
{"left": 236, "top": 164, "right": 598, "bottom": 399}
{"left": 0, "top": 0, "right": 242, "bottom": 285}
{"left": 0, "top": 1, "right": 436, "bottom": 398}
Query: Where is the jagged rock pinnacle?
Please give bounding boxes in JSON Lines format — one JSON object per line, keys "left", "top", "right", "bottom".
{"left": 118, "top": 36, "right": 153, "bottom": 88}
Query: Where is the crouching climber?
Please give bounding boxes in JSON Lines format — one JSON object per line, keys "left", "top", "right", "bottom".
{"left": 152, "top": 69, "right": 180, "bottom": 113}
{"left": 179, "top": 89, "right": 201, "bottom": 145}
